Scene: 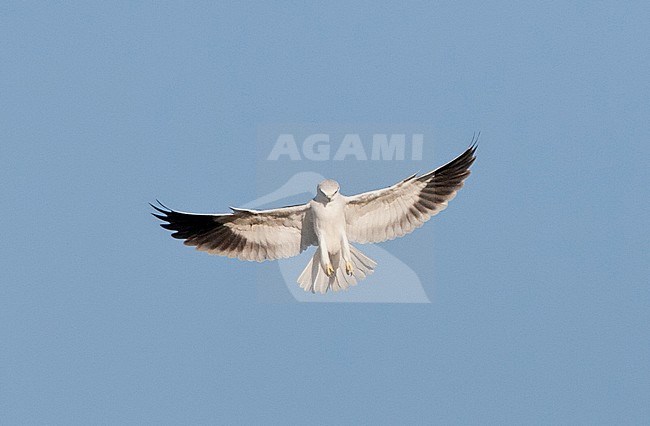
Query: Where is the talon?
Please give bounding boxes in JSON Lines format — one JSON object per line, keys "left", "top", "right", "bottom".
{"left": 326, "top": 264, "right": 335, "bottom": 277}
{"left": 345, "top": 261, "right": 354, "bottom": 276}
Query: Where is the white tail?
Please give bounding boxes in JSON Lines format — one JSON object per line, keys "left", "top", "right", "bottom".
{"left": 297, "top": 245, "right": 377, "bottom": 294}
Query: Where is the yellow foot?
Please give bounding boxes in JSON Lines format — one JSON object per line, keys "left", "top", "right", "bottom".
{"left": 345, "top": 261, "right": 354, "bottom": 276}
{"left": 326, "top": 263, "right": 335, "bottom": 277}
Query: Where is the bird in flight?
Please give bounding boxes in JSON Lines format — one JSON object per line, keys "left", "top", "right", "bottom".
{"left": 152, "top": 140, "right": 477, "bottom": 294}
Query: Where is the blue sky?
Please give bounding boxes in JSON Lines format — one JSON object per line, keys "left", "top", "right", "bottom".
{"left": 1, "top": 1, "right": 649, "bottom": 424}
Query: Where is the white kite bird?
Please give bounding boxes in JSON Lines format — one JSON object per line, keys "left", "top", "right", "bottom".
{"left": 152, "top": 141, "right": 477, "bottom": 294}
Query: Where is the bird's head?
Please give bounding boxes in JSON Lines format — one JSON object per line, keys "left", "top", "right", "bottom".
{"left": 317, "top": 179, "right": 340, "bottom": 200}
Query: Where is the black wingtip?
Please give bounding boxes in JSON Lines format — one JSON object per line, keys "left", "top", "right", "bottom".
{"left": 469, "top": 132, "right": 480, "bottom": 151}
{"left": 150, "top": 204, "right": 167, "bottom": 216}
{"left": 150, "top": 200, "right": 176, "bottom": 226}
{"left": 151, "top": 199, "right": 177, "bottom": 214}
{"left": 155, "top": 199, "right": 172, "bottom": 210}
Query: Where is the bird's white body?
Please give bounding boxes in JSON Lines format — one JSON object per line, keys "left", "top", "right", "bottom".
{"left": 295, "top": 180, "right": 376, "bottom": 293}
{"left": 310, "top": 196, "right": 346, "bottom": 255}
{"left": 310, "top": 181, "right": 349, "bottom": 265}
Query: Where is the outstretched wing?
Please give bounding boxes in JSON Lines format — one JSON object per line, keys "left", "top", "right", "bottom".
{"left": 152, "top": 202, "right": 316, "bottom": 262}
{"left": 344, "top": 142, "right": 477, "bottom": 244}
